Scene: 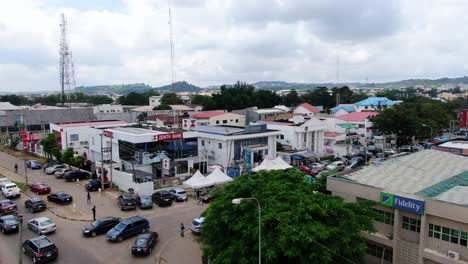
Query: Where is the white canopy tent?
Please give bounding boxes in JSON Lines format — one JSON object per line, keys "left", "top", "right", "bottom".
{"left": 206, "top": 168, "right": 233, "bottom": 185}
{"left": 183, "top": 170, "right": 205, "bottom": 186}
{"left": 252, "top": 157, "right": 292, "bottom": 172}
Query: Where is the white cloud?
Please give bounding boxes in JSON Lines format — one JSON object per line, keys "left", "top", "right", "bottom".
{"left": 0, "top": 0, "right": 468, "bottom": 91}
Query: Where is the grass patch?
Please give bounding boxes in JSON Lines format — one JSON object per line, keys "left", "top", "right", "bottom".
{"left": 13, "top": 181, "right": 30, "bottom": 192}
{"left": 0, "top": 146, "right": 47, "bottom": 164}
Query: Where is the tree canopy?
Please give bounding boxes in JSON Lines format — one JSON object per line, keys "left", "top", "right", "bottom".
{"left": 281, "top": 89, "right": 303, "bottom": 107}
{"left": 160, "top": 92, "right": 183, "bottom": 105}
{"left": 201, "top": 169, "right": 375, "bottom": 264}
{"left": 40, "top": 133, "right": 60, "bottom": 161}
{"left": 117, "top": 91, "right": 160, "bottom": 105}
{"left": 301, "top": 87, "right": 334, "bottom": 110}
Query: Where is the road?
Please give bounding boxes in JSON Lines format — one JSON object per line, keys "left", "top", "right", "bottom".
{"left": 0, "top": 151, "right": 205, "bottom": 264}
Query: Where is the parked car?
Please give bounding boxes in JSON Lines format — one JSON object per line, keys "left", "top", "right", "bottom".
{"left": 131, "top": 232, "right": 159, "bottom": 255}
{"left": 64, "top": 170, "right": 90, "bottom": 182}
{"left": 43, "top": 163, "right": 57, "bottom": 172}
{"left": 1, "top": 182, "right": 21, "bottom": 198}
{"left": 0, "top": 199, "right": 17, "bottom": 216}
{"left": 190, "top": 217, "right": 205, "bottom": 235}
{"left": 152, "top": 191, "right": 173, "bottom": 207}
{"left": 85, "top": 179, "right": 110, "bottom": 192}
{"left": 45, "top": 164, "right": 66, "bottom": 175}
{"left": 331, "top": 156, "right": 349, "bottom": 165}
{"left": 28, "top": 217, "right": 56, "bottom": 235}
{"left": 106, "top": 215, "right": 150, "bottom": 242}
{"left": 315, "top": 169, "right": 331, "bottom": 179}
{"left": 298, "top": 166, "right": 314, "bottom": 176}
{"left": 117, "top": 194, "right": 137, "bottom": 211}
{"left": 326, "top": 161, "right": 345, "bottom": 171}
{"left": 25, "top": 197, "right": 47, "bottom": 213}
{"left": 30, "top": 182, "right": 51, "bottom": 195}
{"left": 169, "top": 188, "right": 187, "bottom": 202}
{"left": 0, "top": 178, "right": 11, "bottom": 189}
{"left": 0, "top": 214, "right": 20, "bottom": 234}
{"left": 399, "top": 145, "right": 412, "bottom": 153}
{"left": 310, "top": 166, "right": 326, "bottom": 177}
{"left": 346, "top": 157, "right": 365, "bottom": 169}
{"left": 356, "top": 151, "right": 372, "bottom": 161}
{"left": 26, "top": 160, "right": 42, "bottom": 169}
{"left": 136, "top": 195, "right": 153, "bottom": 209}
{"left": 22, "top": 235, "right": 59, "bottom": 263}
{"left": 367, "top": 146, "right": 383, "bottom": 156}
{"left": 82, "top": 216, "right": 121, "bottom": 237}
{"left": 54, "top": 168, "right": 72, "bottom": 179}
{"left": 306, "top": 163, "right": 324, "bottom": 170}
{"left": 384, "top": 149, "right": 396, "bottom": 156}
{"left": 47, "top": 192, "right": 73, "bottom": 205}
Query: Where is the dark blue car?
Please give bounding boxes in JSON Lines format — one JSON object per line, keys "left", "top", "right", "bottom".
{"left": 26, "top": 160, "right": 41, "bottom": 169}
{"left": 106, "top": 216, "right": 149, "bottom": 242}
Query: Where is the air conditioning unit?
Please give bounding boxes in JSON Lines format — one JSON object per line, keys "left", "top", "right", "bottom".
{"left": 448, "top": 250, "right": 460, "bottom": 260}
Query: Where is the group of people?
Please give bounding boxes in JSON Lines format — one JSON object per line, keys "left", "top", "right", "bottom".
{"left": 195, "top": 190, "right": 207, "bottom": 205}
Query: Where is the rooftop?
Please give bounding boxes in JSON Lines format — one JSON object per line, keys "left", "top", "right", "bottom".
{"left": 355, "top": 97, "right": 397, "bottom": 107}
{"left": 192, "top": 111, "right": 226, "bottom": 119}
{"left": 0, "top": 102, "right": 21, "bottom": 110}
{"left": 296, "top": 103, "right": 320, "bottom": 113}
{"left": 253, "top": 108, "right": 286, "bottom": 114}
{"left": 438, "top": 140, "right": 468, "bottom": 150}
{"left": 192, "top": 125, "right": 244, "bottom": 135}
{"left": 110, "top": 127, "right": 160, "bottom": 135}
{"left": 336, "top": 112, "right": 378, "bottom": 122}
{"left": 54, "top": 120, "right": 129, "bottom": 128}
{"left": 331, "top": 105, "right": 356, "bottom": 114}
{"left": 339, "top": 150, "right": 468, "bottom": 206}
{"left": 169, "top": 105, "right": 194, "bottom": 111}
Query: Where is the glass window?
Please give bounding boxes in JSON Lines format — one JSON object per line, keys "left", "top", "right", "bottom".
{"left": 373, "top": 209, "right": 394, "bottom": 225}
{"left": 428, "top": 223, "right": 466, "bottom": 246}
{"left": 402, "top": 216, "right": 421, "bottom": 233}
{"left": 70, "top": 134, "right": 79, "bottom": 141}
{"left": 216, "top": 121, "right": 219, "bottom": 124}
{"left": 223, "top": 120, "right": 227, "bottom": 124}
{"left": 201, "top": 140, "right": 205, "bottom": 146}
{"left": 366, "top": 242, "right": 392, "bottom": 262}
{"left": 218, "top": 143, "right": 222, "bottom": 149}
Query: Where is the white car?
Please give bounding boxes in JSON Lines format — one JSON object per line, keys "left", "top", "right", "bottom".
{"left": 326, "top": 161, "right": 345, "bottom": 171}
{"left": 45, "top": 165, "right": 66, "bottom": 175}
{"left": 0, "top": 178, "right": 11, "bottom": 189}
{"left": 384, "top": 149, "right": 396, "bottom": 156}
{"left": 28, "top": 217, "right": 56, "bottom": 235}
{"left": 1, "top": 182, "right": 21, "bottom": 198}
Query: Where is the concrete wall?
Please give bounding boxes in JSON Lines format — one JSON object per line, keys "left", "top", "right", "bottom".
{"left": 95, "top": 112, "right": 138, "bottom": 123}
{"left": 0, "top": 108, "right": 95, "bottom": 127}
{"left": 110, "top": 169, "right": 154, "bottom": 195}
{"left": 293, "top": 105, "right": 315, "bottom": 116}
{"left": 209, "top": 113, "right": 246, "bottom": 127}
{"left": 93, "top": 105, "right": 123, "bottom": 114}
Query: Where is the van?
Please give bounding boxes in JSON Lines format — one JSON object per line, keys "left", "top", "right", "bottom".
{"left": 106, "top": 215, "right": 149, "bottom": 242}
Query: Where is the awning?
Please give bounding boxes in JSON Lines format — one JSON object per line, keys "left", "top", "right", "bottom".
{"left": 291, "top": 154, "right": 305, "bottom": 160}
{"left": 299, "top": 150, "right": 316, "bottom": 158}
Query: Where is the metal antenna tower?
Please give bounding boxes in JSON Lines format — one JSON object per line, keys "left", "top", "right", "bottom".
{"left": 168, "top": 1, "right": 178, "bottom": 126}
{"left": 59, "top": 13, "right": 76, "bottom": 108}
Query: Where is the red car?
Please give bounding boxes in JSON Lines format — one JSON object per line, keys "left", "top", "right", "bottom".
{"left": 30, "top": 182, "right": 51, "bottom": 195}
{"left": 310, "top": 166, "right": 326, "bottom": 176}
{"left": 298, "top": 166, "right": 314, "bottom": 176}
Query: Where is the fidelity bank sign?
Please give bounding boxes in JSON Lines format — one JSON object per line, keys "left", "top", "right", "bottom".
{"left": 380, "top": 192, "right": 425, "bottom": 215}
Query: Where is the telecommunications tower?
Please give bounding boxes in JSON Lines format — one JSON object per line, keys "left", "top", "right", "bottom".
{"left": 59, "top": 13, "right": 76, "bottom": 107}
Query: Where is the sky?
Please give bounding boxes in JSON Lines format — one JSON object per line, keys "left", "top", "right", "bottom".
{"left": 1, "top": 0, "right": 468, "bottom": 91}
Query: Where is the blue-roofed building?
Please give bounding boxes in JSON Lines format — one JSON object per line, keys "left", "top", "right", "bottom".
{"left": 330, "top": 104, "right": 356, "bottom": 116}
{"left": 354, "top": 97, "right": 398, "bottom": 112}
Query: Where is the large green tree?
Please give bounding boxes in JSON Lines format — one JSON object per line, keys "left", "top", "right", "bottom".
{"left": 40, "top": 133, "right": 60, "bottom": 161}
{"left": 301, "top": 87, "right": 334, "bottom": 110}
{"left": 160, "top": 92, "right": 183, "bottom": 105}
{"left": 281, "top": 89, "right": 303, "bottom": 107}
{"left": 201, "top": 169, "right": 375, "bottom": 264}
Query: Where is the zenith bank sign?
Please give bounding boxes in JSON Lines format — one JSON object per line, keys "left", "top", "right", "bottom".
{"left": 380, "top": 192, "right": 425, "bottom": 215}
{"left": 155, "top": 132, "right": 183, "bottom": 141}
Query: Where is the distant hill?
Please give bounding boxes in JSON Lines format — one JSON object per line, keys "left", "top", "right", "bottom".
{"left": 253, "top": 81, "right": 332, "bottom": 90}
{"left": 75, "top": 81, "right": 202, "bottom": 95}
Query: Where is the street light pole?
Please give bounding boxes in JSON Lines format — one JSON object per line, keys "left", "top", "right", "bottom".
{"left": 422, "top": 124, "right": 433, "bottom": 142}
{"left": 23, "top": 160, "right": 28, "bottom": 185}
{"left": 232, "top": 197, "right": 261, "bottom": 264}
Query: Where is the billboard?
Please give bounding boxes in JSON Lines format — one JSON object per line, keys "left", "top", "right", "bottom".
{"left": 155, "top": 132, "right": 184, "bottom": 141}
{"left": 380, "top": 192, "right": 425, "bottom": 215}
{"left": 162, "top": 158, "right": 170, "bottom": 176}
{"left": 459, "top": 109, "right": 468, "bottom": 128}
{"left": 182, "top": 119, "right": 197, "bottom": 130}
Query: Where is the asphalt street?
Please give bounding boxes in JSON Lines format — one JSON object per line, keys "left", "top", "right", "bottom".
{"left": 0, "top": 151, "right": 205, "bottom": 264}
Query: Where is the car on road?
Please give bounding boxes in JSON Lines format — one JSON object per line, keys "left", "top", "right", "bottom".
{"left": 0, "top": 199, "right": 17, "bottom": 216}
{"left": 306, "top": 163, "right": 325, "bottom": 170}
{"left": 30, "top": 182, "right": 51, "bottom": 195}
{"left": 399, "top": 145, "right": 412, "bottom": 153}
{"left": 65, "top": 170, "right": 90, "bottom": 182}
{"left": 131, "top": 232, "right": 159, "bottom": 255}
{"left": 28, "top": 217, "right": 57, "bottom": 235}
{"left": 25, "top": 197, "right": 47, "bottom": 213}
{"left": 384, "top": 149, "right": 396, "bottom": 156}
{"left": 191, "top": 217, "right": 205, "bottom": 235}
{"left": 54, "top": 168, "right": 72, "bottom": 179}
{"left": 326, "top": 161, "right": 345, "bottom": 171}
{"left": 152, "top": 191, "right": 173, "bottom": 207}
{"left": 26, "top": 160, "right": 42, "bottom": 169}
{"left": 0, "top": 214, "right": 20, "bottom": 234}
{"left": 45, "top": 164, "right": 66, "bottom": 175}
{"left": 0, "top": 178, "right": 11, "bottom": 188}
{"left": 1, "top": 182, "right": 21, "bottom": 198}
{"left": 22, "top": 235, "right": 59, "bottom": 263}
{"left": 106, "top": 215, "right": 150, "bottom": 242}
{"left": 43, "top": 163, "right": 56, "bottom": 172}
{"left": 169, "top": 187, "right": 188, "bottom": 202}
{"left": 331, "top": 156, "right": 350, "bottom": 165}
{"left": 47, "top": 192, "right": 73, "bottom": 205}
{"left": 136, "top": 195, "right": 153, "bottom": 209}
{"left": 117, "top": 194, "right": 137, "bottom": 211}
{"left": 82, "top": 216, "right": 121, "bottom": 237}
{"left": 85, "top": 179, "right": 110, "bottom": 192}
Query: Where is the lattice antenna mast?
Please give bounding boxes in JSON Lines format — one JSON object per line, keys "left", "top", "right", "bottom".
{"left": 59, "top": 14, "right": 75, "bottom": 108}
{"left": 168, "top": 1, "right": 177, "bottom": 125}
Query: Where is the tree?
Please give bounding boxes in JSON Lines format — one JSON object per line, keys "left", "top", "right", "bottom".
{"left": 160, "top": 93, "right": 183, "bottom": 105}
{"left": 86, "top": 95, "right": 113, "bottom": 105}
{"left": 301, "top": 87, "right": 334, "bottom": 110}
{"left": 9, "top": 137, "right": 21, "bottom": 149}
{"left": 281, "top": 89, "right": 303, "bottom": 107}
{"left": 117, "top": 92, "right": 147, "bottom": 105}
{"left": 72, "top": 156, "right": 86, "bottom": 169}
{"left": 201, "top": 169, "right": 375, "bottom": 264}
{"left": 191, "top": 94, "right": 216, "bottom": 110}
{"left": 63, "top": 147, "right": 75, "bottom": 165}
{"left": 332, "top": 86, "right": 354, "bottom": 104}
{"left": 40, "top": 133, "right": 60, "bottom": 161}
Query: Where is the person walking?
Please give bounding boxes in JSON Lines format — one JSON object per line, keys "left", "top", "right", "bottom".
{"left": 179, "top": 223, "right": 185, "bottom": 237}
{"left": 14, "top": 163, "right": 18, "bottom": 173}
{"left": 87, "top": 191, "right": 91, "bottom": 204}
{"left": 91, "top": 206, "right": 96, "bottom": 221}
{"left": 198, "top": 195, "right": 203, "bottom": 205}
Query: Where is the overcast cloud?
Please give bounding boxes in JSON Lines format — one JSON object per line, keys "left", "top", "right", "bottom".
{"left": 1, "top": 0, "right": 467, "bottom": 91}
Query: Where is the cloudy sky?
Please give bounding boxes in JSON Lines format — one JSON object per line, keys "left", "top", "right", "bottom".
{"left": 1, "top": 0, "right": 468, "bottom": 91}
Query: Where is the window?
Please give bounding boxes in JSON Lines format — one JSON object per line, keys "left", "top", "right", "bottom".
{"left": 280, "top": 135, "right": 284, "bottom": 140}
{"left": 70, "top": 134, "right": 79, "bottom": 141}
{"left": 218, "top": 143, "right": 222, "bottom": 149}
{"left": 366, "top": 242, "right": 393, "bottom": 262}
{"left": 359, "top": 124, "right": 365, "bottom": 128}
{"left": 402, "top": 216, "right": 421, "bottom": 232}
{"left": 223, "top": 120, "right": 228, "bottom": 124}
{"left": 216, "top": 121, "right": 220, "bottom": 124}
{"left": 235, "top": 119, "right": 239, "bottom": 123}
{"left": 373, "top": 209, "right": 394, "bottom": 225}
{"left": 429, "top": 224, "right": 468, "bottom": 246}
{"left": 201, "top": 140, "right": 205, "bottom": 146}
{"left": 365, "top": 106, "right": 368, "bottom": 109}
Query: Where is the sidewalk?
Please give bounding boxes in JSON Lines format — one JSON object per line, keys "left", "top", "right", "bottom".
{"left": 158, "top": 232, "right": 203, "bottom": 264}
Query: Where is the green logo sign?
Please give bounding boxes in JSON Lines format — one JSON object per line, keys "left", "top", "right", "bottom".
{"left": 380, "top": 192, "right": 394, "bottom": 207}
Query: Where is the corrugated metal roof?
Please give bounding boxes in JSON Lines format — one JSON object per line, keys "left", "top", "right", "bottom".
{"left": 193, "top": 125, "right": 244, "bottom": 135}
{"left": 336, "top": 112, "right": 378, "bottom": 122}
{"left": 355, "top": 97, "right": 397, "bottom": 106}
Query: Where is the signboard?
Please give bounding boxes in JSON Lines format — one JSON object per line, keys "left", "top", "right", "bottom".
{"left": 162, "top": 158, "right": 170, "bottom": 176}
{"left": 459, "top": 109, "right": 467, "bottom": 128}
{"left": 155, "top": 132, "right": 184, "bottom": 141}
{"left": 380, "top": 192, "right": 425, "bottom": 215}
{"left": 103, "top": 130, "right": 113, "bottom": 138}
{"left": 182, "top": 119, "right": 197, "bottom": 130}
{"left": 245, "top": 150, "right": 252, "bottom": 174}
{"left": 244, "top": 124, "right": 267, "bottom": 134}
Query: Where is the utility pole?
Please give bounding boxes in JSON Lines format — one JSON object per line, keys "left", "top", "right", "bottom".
{"left": 100, "top": 134, "right": 104, "bottom": 191}
{"left": 18, "top": 215, "right": 23, "bottom": 264}
{"left": 23, "top": 160, "right": 28, "bottom": 185}
{"left": 109, "top": 137, "right": 113, "bottom": 190}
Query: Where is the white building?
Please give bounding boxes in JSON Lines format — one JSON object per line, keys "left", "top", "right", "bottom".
{"left": 293, "top": 103, "right": 320, "bottom": 116}
{"left": 354, "top": 97, "right": 397, "bottom": 112}
{"left": 192, "top": 111, "right": 246, "bottom": 127}
{"left": 92, "top": 104, "right": 123, "bottom": 114}
{"left": 149, "top": 96, "right": 163, "bottom": 107}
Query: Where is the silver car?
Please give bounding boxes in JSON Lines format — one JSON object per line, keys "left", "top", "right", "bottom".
{"left": 169, "top": 188, "right": 187, "bottom": 202}
{"left": 45, "top": 165, "right": 66, "bottom": 175}
{"left": 28, "top": 217, "right": 56, "bottom": 235}
{"left": 190, "top": 217, "right": 205, "bottom": 235}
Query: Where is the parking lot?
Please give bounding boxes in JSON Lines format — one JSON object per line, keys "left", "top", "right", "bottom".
{"left": 0, "top": 151, "right": 205, "bottom": 264}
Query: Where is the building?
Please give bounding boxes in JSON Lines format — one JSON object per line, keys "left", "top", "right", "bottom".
{"left": 327, "top": 150, "right": 468, "bottom": 264}
{"left": 192, "top": 111, "right": 246, "bottom": 127}
{"left": 354, "top": 97, "right": 397, "bottom": 112}
{"left": 293, "top": 103, "right": 321, "bottom": 116}
{"left": 256, "top": 114, "right": 326, "bottom": 155}
{"left": 92, "top": 104, "right": 123, "bottom": 114}
{"left": 149, "top": 96, "right": 162, "bottom": 107}
{"left": 336, "top": 112, "right": 378, "bottom": 144}
{"left": 432, "top": 140, "right": 468, "bottom": 156}
{"left": 330, "top": 104, "right": 357, "bottom": 116}
{"left": 193, "top": 124, "right": 281, "bottom": 176}
{"left": 233, "top": 107, "right": 287, "bottom": 124}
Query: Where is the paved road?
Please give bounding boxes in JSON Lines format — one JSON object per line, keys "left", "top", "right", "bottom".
{"left": 0, "top": 151, "right": 205, "bottom": 264}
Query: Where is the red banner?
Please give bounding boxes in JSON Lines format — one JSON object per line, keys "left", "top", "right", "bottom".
{"left": 103, "top": 130, "right": 113, "bottom": 138}
{"left": 459, "top": 109, "right": 467, "bottom": 128}
{"left": 155, "top": 132, "right": 184, "bottom": 141}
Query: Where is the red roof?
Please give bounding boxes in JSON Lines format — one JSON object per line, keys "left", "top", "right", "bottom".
{"left": 297, "top": 103, "right": 320, "bottom": 113}
{"left": 336, "top": 112, "right": 378, "bottom": 122}
{"left": 56, "top": 120, "right": 128, "bottom": 127}
{"left": 324, "top": 132, "right": 343, "bottom": 138}
{"left": 192, "top": 111, "right": 226, "bottom": 119}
